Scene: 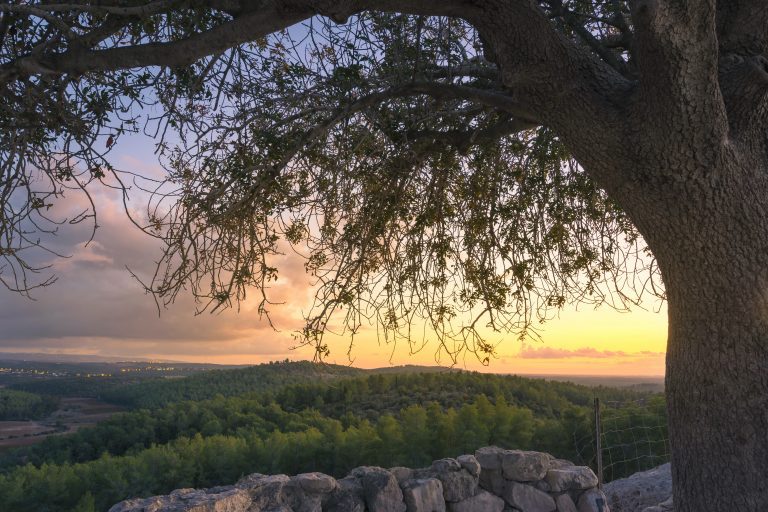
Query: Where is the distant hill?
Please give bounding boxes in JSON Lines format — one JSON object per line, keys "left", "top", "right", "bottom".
{"left": 364, "top": 364, "right": 461, "bottom": 374}
{"left": 3, "top": 360, "right": 241, "bottom": 395}
{"left": 521, "top": 374, "right": 665, "bottom": 393}
{"left": 102, "top": 360, "right": 365, "bottom": 408}
{"left": 97, "top": 361, "right": 665, "bottom": 409}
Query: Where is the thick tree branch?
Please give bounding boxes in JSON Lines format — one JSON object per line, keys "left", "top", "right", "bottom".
{"left": 463, "top": 1, "right": 632, "bottom": 196}
{"left": 0, "top": 0, "right": 634, "bottom": 194}
{"left": 719, "top": 53, "right": 768, "bottom": 141}
{"left": 715, "top": 1, "right": 768, "bottom": 139}
{"left": 0, "top": 5, "right": 311, "bottom": 82}
{"left": 629, "top": 0, "right": 727, "bottom": 154}
{"left": 0, "top": 0, "right": 479, "bottom": 84}
{"left": 717, "top": 0, "right": 768, "bottom": 56}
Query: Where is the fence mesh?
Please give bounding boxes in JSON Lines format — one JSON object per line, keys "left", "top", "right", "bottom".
{"left": 572, "top": 396, "right": 669, "bottom": 483}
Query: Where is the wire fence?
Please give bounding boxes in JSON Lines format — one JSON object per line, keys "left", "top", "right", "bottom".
{"left": 572, "top": 396, "right": 670, "bottom": 484}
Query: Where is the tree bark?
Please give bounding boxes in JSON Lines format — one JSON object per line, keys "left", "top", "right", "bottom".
{"left": 667, "top": 276, "right": 768, "bottom": 509}
{"left": 633, "top": 151, "right": 768, "bottom": 510}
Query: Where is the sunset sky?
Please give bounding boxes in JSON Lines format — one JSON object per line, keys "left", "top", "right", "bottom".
{"left": 0, "top": 137, "right": 667, "bottom": 376}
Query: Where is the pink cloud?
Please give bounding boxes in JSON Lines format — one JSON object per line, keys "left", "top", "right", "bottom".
{"left": 519, "top": 346, "right": 664, "bottom": 359}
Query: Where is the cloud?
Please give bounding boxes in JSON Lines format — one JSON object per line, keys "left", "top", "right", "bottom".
{"left": 0, "top": 163, "right": 319, "bottom": 361}
{"left": 519, "top": 345, "right": 664, "bottom": 359}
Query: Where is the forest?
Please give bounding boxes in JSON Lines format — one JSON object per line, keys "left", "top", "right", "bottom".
{"left": 0, "top": 364, "right": 667, "bottom": 512}
{"left": 0, "top": 389, "right": 59, "bottom": 421}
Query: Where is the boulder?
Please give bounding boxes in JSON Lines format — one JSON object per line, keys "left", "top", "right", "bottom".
{"left": 474, "top": 446, "right": 504, "bottom": 471}
{"left": 447, "top": 490, "right": 505, "bottom": 512}
{"left": 108, "top": 487, "right": 251, "bottom": 512}
{"left": 108, "top": 497, "right": 163, "bottom": 512}
{"left": 502, "top": 481, "right": 556, "bottom": 512}
{"left": 283, "top": 473, "right": 337, "bottom": 512}
{"left": 555, "top": 493, "right": 579, "bottom": 512}
{"left": 546, "top": 466, "right": 599, "bottom": 492}
{"left": 551, "top": 459, "right": 577, "bottom": 470}
{"left": 294, "top": 472, "right": 337, "bottom": 494}
{"left": 456, "top": 455, "right": 481, "bottom": 478}
{"left": 391, "top": 467, "right": 415, "bottom": 484}
{"left": 349, "top": 466, "right": 407, "bottom": 512}
{"left": 402, "top": 478, "right": 446, "bottom": 512}
{"left": 427, "top": 458, "right": 478, "bottom": 503}
{"left": 237, "top": 474, "right": 290, "bottom": 510}
{"left": 603, "top": 464, "right": 671, "bottom": 512}
{"left": 478, "top": 468, "right": 505, "bottom": 496}
{"left": 641, "top": 496, "right": 673, "bottom": 512}
{"left": 577, "top": 489, "right": 611, "bottom": 512}
{"left": 326, "top": 477, "right": 366, "bottom": 512}
{"left": 501, "top": 451, "right": 551, "bottom": 482}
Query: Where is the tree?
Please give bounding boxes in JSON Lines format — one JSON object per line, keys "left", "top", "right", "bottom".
{"left": 1, "top": 1, "right": 766, "bottom": 509}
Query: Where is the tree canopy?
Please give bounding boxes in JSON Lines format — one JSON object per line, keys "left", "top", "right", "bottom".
{"left": 0, "top": 1, "right": 662, "bottom": 362}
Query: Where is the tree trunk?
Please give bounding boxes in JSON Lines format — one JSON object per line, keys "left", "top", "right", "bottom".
{"left": 666, "top": 272, "right": 768, "bottom": 510}
{"left": 637, "top": 153, "right": 768, "bottom": 510}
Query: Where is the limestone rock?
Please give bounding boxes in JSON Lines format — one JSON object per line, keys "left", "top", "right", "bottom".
{"left": 556, "top": 493, "right": 579, "bottom": 512}
{"left": 502, "top": 481, "right": 556, "bottom": 512}
{"left": 456, "top": 455, "right": 481, "bottom": 478}
{"left": 428, "top": 458, "right": 478, "bottom": 503}
{"left": 474, "top": 446, "right": 504, "bottom": 471}
{"left": 546, "top": 466, "right": 599, "bottom": 492}
{"left": 447, "top": 490, "right": 505, "bottom": 512}
{"left": 577, "top": 489, "right": 611, "bottom": 512}
{"left": 402, "top": 478, "right": 446, "bottom": 512}
{"left": 326, "top": 477, "right": 366, "bottom": 512}
{"left": 478, "top": 468, "right": 505, "bottom": 496}
{"left": 603, "top": 464, "right": 671, "bottom": 512}
{"left": 641, "top": 496, "right": 673, "bottom": 512}
{"left": 349, "top": 466, "right": 406, "bottom": 512}
{"left": 108, "top": 487, "right": 251, "bottom": 512}
{"left": 294, "top": 472, "right": 337, "bottom": 494}
{"left": 283, "top": 473, "right": 337, "bottom": 512}
{"left": 237, "top": 474, "right": 290, "bottom": 510}
{"left": 108, "top": 497, "right": 160, "bottom": 512}
{"left": 390, "top": 467, "right": 415, "bottom": 484}
{"left": 501, "top": 451, "right": 551, "bottom": 482}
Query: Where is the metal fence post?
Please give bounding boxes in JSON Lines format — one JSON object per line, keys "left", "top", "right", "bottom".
{"left": 595, "top": 397, "right": 603, "bottom": 489}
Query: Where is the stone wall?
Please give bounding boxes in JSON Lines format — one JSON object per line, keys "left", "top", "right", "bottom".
{"left": 109, "top": 446, "right": 610, "bottom": 512}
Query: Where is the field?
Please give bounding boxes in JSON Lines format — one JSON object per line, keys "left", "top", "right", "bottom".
{"left": 0, "top": 397, "right": 123, "bottom": 451}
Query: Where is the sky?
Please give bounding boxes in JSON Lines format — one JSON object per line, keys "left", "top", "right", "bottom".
{"left": 0, "top": 136, "right": 668, "bottom": 377}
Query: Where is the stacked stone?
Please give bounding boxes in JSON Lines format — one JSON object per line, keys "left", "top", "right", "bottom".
{"left": 108, "top": 447, "right": 610, "bottom": 512}
{"left": 474, "top": 446, "right": 609, "bottom": 512}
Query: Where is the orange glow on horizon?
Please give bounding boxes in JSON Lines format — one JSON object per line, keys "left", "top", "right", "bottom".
{"left": 138, "top": 302, "right": 667, "bottom": 376}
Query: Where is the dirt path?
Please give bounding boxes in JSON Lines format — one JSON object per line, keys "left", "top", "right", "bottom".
{"left": 0, "top": 397, "right": 124, "bottom": 450}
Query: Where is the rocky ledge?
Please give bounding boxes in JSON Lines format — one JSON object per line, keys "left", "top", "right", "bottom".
{"left": 110, "top": 447, "right": 610, "bottom": 512}
{"left": 603, "top": 464, "right": 672, "bottom": 512}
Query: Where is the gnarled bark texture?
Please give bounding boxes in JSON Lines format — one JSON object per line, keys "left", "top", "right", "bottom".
{"left": 639, "top": 152, "right": 768, "bottom": 510}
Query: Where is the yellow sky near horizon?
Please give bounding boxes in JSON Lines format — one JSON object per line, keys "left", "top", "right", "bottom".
{"left": 109, "top": 297, "right": 667, "bottom": 376}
